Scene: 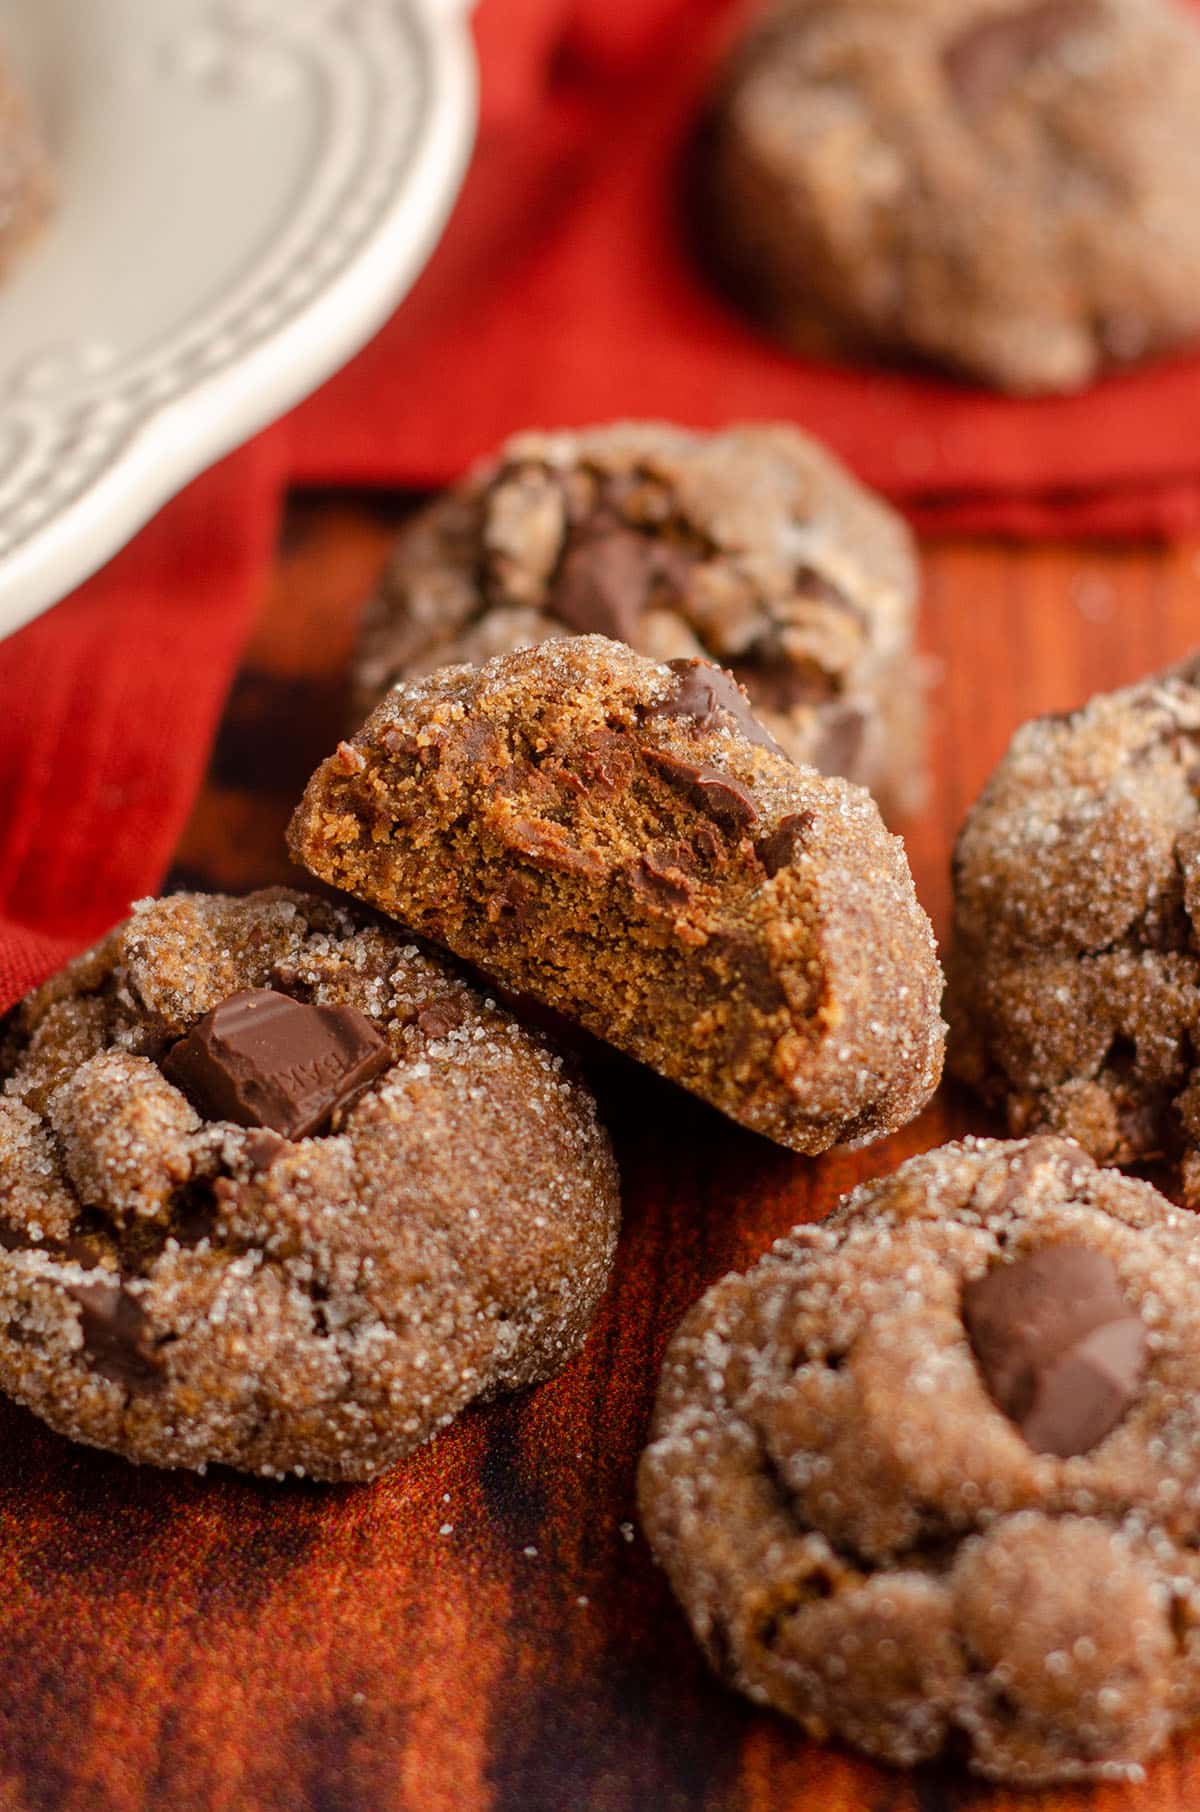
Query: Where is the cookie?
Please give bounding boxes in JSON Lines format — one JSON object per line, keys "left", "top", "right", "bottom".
{"left": 698, "top": 0, "right": 1200, "bottom": 393}
{"left": 352, "top": 422, "right": 926, "bottom": 820}
{"left": 291, "top": 635, "right": 944, "bottom": 1154}
{"left": 0, "top": 50, "right": 52, "bottom": 280}
{"left": 948, "top": 654, "right": 1200, "bottom": 1203}
{"left": 0, "top": 889, "right": 620, "bottom": 1480}
{"left": 639, "top": 1135, "right": 1200, "bottom": 1784}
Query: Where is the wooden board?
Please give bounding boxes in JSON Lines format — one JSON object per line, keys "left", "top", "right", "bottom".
{"left": 2, "top": 502, "right": 1199, "bottom": 1812}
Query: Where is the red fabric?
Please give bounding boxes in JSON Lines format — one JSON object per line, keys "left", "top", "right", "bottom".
{"left": 4, "top": 0, "right": 1200, "bottom": 1011}
{"left": 290, "top": 0, "right": 1200, "bottom": 532}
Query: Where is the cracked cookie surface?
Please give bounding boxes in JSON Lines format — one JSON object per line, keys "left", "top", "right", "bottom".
{"left": 639, "top": 1136, "right": 1200, "bottom": 1783}
{"left": 0, "top": 889, "right": 620, "bottom": 1480}
{"left": 699, "top": 0, "right": 1200, "bottom": 393}
{"left": 949, "top": 655, "right": 1200, "bottom": 1204}
{"left": 352, "top": 422, "right": 925, "bottom": 819}
{"left": 293, "top": 636, "right": 944, "bottom": 1155}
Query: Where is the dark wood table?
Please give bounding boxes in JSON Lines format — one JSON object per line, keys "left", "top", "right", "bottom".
{"left": 2, "top": 501, "right": 1198, "bottom": 1812}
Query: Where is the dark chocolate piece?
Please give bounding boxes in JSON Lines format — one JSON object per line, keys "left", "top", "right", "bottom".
{"left": 944, "top": 0, "right": 1100, "bottom": 113}
{"left": 757, "top": 812, "right": 816, "bottom": 877}
{"left": 555, "top": 519, "right": 656, "bottom": 643}
{"left": 643, "top": 745, "right": 759, "bottom": 827}
{"left": 651, "top": 658, "right": 784, "bottom": 755}
{"left": 162, "top": 989, "right": 391, "bottom": 1141}
{"left": 963, "top": 1244, "right": 1146, "bottom": 1457}
{"left": 70, "top": 1280, "right": 163, "bottom": 1391}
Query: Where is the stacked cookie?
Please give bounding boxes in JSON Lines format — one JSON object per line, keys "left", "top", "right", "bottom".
{"left": 0, "top": 608, "right": 945, "bottom": 1480}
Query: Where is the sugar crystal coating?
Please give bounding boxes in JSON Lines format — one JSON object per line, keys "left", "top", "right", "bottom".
{"left": 639, "top": 1135, "right": 1200, "bottom": 1783}
{"left": 948, "top": 653, "right": 1200, "bottom": 1203}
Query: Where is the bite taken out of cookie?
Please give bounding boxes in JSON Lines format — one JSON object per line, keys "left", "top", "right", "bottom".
{"left": 640, "top": 1135, "right": 1200, "bottom": 1785}
{"left": 291, "top": 636, "right": 945, "bottom": 1156}
{"left": 0, "top": 889, "right": 619, "bottom": 1481}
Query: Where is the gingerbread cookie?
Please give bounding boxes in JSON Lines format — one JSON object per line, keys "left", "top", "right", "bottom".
{"left": 0, "top": 890, "right": 619, "bottom": 1480}
{"left": 0, "top": 48, "right": 52, "bottom": 280}
{"left": 698, "top": 0, "right": 1200, "bottom": 393}
{"left": 639, "top": 1135, "right": 1200, "bottom": 1784}
{"left": 352, "top": 422, "right": 926, "bottom": 819}
{"left": 949, "top": 655, "right": 1200, "bottom": 1203}
{"left": 292, "top": 636, "right": 944, "bottom": 1154}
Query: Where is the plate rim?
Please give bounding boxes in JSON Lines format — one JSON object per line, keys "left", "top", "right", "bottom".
{"left": 0, "top": 0, "right": 478, "bottom": 639}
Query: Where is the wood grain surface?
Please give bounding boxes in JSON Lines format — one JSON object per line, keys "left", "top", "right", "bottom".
{"left": 2, "top": 500, "right": 1199, "bottom": 1812}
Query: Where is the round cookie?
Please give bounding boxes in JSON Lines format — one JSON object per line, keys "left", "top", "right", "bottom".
{"left": 698, "top": 0, "right": 1200, "bottom": 394}
{"left": 948, "top": 655, "right": 1200, "bottom": 1204}
{"left": 0, "top": 889, "right": 620, "bottom": 1481}
{"left": 293, "top": 636, "right": 946, "bottom": 1156}
{"left": 639, "top": 1135, "right": 1200, "bottom": 1784}
{"left": 352, "top": 422, "right": 926, "bottom": 820}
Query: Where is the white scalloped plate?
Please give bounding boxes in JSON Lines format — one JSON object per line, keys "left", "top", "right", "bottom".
{"left": 0, "top": 0, "right": 476, "bottom": 637}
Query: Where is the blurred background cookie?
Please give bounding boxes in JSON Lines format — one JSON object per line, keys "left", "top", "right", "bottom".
{"left": 352, "top": 421, "right": 926, "bottom": 820}
{"left": 697, "top": 0, "right": 1200, "bottom": 393}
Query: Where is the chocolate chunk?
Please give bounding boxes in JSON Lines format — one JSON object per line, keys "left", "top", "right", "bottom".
{"left": 644, "top": 745, "right": 759, "bottom": 827}
{"left": 757, "top": 812, "right": 816, "bottom": 878}
{"left": 963, "top": 1245, "right": 1146, "bottom": 1457}
{"left": 70, "top": 1280, "right": 163, "bottom": 1391}
{"left": 555, "top": 518, "right": 657, "bottom": 643}
{"left": 944, "top": 0, "right": 1100, "bottom": 113}
{"left": 501, "top": 816, "right": 607, "bottom": 877}
{"left": 630, "top": 852, "right": 693, "bottom": 912}
{"left": 652, "top": 658, "right": 784, "bottom": 756}
{"left": 162, "top": 990, "right": 391, "bottom": 1141}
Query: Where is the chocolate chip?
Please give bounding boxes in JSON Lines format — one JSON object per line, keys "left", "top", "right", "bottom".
{"left": 651, "top": 658, "right": 784, "bottom": 756}
{"left": 162, "top": 990, "right": 392, "bottom": 1141}
{"left": 734, "top": 657, "right": 839, "bottom": 713}
{"left": 943, "top": 0, "right": 1100, "bottom": 113}
{"left": 963, "top": 1245, "right": 1146, "bottom": 1458}
{"left": 644, "top": 746, "right": 759, "bottom": 827}
{"left": 630, "top": 851, "right": 694, "bottom": 912}
{"left": 70, "top": 1280, "right": 163, "bottom": 1392}
{"left": 501, "top": 816, "right": 607, "bottom": 877}
{"left": 554, "top": 518, "right": 657, "bottom": 643}
{"left": 757, "top": 812, "right": 816, "bottom": 878}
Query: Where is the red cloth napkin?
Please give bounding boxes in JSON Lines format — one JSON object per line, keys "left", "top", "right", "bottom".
{"left": 3, "top": 0, "right": 1200, "bottom": 1012}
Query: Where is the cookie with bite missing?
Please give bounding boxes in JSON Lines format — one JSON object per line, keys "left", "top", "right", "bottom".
{"left": 291, "top": 636, "right": 944, "bottom": 1154}
{"left": 352, "top": 422, "right": 926, "bottom": 820}
{"left": 639, "top": 1135, "right": 1200, "bottom": 1784}
{"left": 698, "top": 0, "right": 1200, "bottom": 393}
{"left": 948, "top": 654, "right": 1200, "bottom": 1202}
{"left": 0, "top": 889, "right": 619, "bottom": 1480}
